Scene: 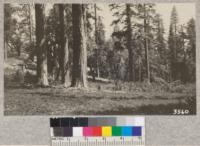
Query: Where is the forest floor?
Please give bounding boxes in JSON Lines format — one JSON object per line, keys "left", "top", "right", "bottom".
{"left": 4, "top": 57, "right": 196, "bottom": 115}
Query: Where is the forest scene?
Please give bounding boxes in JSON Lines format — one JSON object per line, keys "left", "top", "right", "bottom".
{"left": 4, "top": 3, "right": 196, "bottom": 115}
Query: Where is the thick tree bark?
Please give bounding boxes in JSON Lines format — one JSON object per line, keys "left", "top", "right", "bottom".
{"left": 58, "top": 4, "right": 70, "bottom": 86}
{"left": 28, "top": 4, "right": 32, "bottom": 43}
{"left": 94, "top": 4, "right": 100, "bottom": 78}
{"left": 126, "top": 4, "right": 134, "bottom": 81}
{"left": 64, "top": 39, "right": 70, "bottom": 86}
{"left": 35, "top": 4, "right": 49, "bottom": 86}
{"left": 71, "top": 4, "right": 87, "bottom": 88}
{"left": 59, "top": 4, "right": 65, "bottom": 82}
{"left": 4, "top": 4, "right": 11, "bottom": 61}
{"left": 144, "top": 4, "right": 150, "bottom": 83}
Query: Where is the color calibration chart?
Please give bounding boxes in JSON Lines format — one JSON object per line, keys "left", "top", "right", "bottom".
{"left": 50, "top": 117, "right": 145, "bottom": 146}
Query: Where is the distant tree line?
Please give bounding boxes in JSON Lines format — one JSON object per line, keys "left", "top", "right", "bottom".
{"left": 109, "top": 4, "right": 195, "bottom": 83}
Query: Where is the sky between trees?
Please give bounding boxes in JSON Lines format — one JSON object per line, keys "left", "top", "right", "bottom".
{"left": 99, "top": 3, "right": 195, "bottom": 40}
{"left": 13, "top": 3, "right": 195, "bottom": 40}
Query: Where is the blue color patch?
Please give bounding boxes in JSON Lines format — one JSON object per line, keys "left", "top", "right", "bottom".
{"left": 121, "top": 126, "right": 132, "bottom": 136}
{"left": 132, "top": 126, "right": 142, "bottom": 136}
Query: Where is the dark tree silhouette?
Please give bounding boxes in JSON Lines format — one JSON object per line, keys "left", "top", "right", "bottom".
{"left": 126, "top": 4, "right": 134, "bottom": 81}
{"left": 71, "top": 4, "right": 87, "bottom": 87}
{"left": 35, "top": 4, "right": 49, "bottom": 86}
{"left": 58, "top": 4, "right": 70, "bottom": 86}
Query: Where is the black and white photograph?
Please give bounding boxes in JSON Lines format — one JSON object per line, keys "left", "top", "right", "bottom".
{"left": 4, "top": 3, "right": 196, "bottom": 115}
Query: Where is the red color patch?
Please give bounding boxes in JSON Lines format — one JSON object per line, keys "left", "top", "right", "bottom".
{"left": 92, "top": 127, "right": 102, "bottom": 136}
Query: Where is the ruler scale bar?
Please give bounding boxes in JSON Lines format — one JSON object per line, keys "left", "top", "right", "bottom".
{"left": 51, "top": 140, "right": 145, "bottom": 146}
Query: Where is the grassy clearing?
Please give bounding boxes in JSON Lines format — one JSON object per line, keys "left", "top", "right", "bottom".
{"left": 4, "top": 58, "right": 196, "bottom": 115}
{"left": 4, "top": 74, "right": 196, "bottom": 115}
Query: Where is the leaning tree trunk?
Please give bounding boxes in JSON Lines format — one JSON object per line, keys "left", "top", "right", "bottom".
{"left": 126, "top": 4, "right": 134, "bottom": 81}
{"left": 144, "top": 4, "right": 150, "bottom": 84}
{"left": 71, "top": 4, "right": 87, "bottom": 88}
{"left": 35, "top": 4, "right": 49, "bottom": 86}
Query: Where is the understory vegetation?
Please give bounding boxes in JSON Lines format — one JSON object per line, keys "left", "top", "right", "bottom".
{"left": 4, "top": 3, "right": 196, "bottom": 115}
{"left": 4, "top": 59, "right": 195, "bottom": 115}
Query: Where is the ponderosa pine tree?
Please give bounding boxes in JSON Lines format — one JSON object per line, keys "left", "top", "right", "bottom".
{"left": 126, "top": 4, "right": 134, "bottom": 81}
{"left": 187, "top": 18, "right": 196, "bottom": 62}
{"left": 154, "top": 14, "right": 166, "bottom": 63}
{"left": 143, "top": 4, "right": 150, "bottom": 83}
{"left": 93, "top": 4, "right": 104, "bottom": 78}
{"left": 58, "top": 4, "right": 70, "bottom": 86}
{"left": 35, "top": 4, "right": 49, "bottom": 86}
{"left": 71, "top": 4, "right": 87, "bottom": 87}
{"left": 168, "top": 6, "right": 179, "bottom": 81}
{"left": 96, "top": 16, "right": 107, "bottom": 76}
{"left": 154, "top": 14, "right": 168, "bottom": 80}
{"left": 4, "top": 4, "right": 12, "bottom": 60}
{"left": 137, "top": 4, "right": 156, "bottom": 83}
{"left": 186, "top": 18, "right": 196, "bottom": 82}
{"left": 109, "top": 4, "right": 135, "bottom": 81}
{"left": 94, "top": 4, "right": 100, "bottom": 78}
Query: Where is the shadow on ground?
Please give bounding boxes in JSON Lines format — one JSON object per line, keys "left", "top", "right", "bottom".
{"left": 4, "top": 77, "right": 196, "bottom": 115}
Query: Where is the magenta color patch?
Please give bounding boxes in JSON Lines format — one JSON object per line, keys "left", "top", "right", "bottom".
{"left": 83, "top": 127, "right": 93, "bottom": 136}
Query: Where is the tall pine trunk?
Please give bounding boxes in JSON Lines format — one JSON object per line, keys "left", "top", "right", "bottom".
{"left": 94, "top": 4, "right": 100, "bottom": 78}
{"left": 28, "top": 4, "right": 32, "bottom": 43}
{"left": 4, "top": 4, "right": 11, "bottom": 61}
{"left": 138, "top": 56, "right": 142, "bottom": 82}
{"left": 64, "top": 39, "right": 70, "bottom": 86}
{"left": 35, "top": 4, "right": 49, "bottom": 86}
{"left": 169, "top": 6, "right": 179, "bottom": 81}
{"left": 58, "top": 4, "right": 70, "bottom": 86}
{"left": 144, "top": 4, "right": 150, "bottom": 83}
{"left": 173, "top": 22, "right": 178, "bottom": 80}
{"left": 126, "top": 4, "right": 134, "bottom": 81}
{"left": 71, "top": 4, "right": 87, "bottom": 88}
{"left": 4, "top": 41, "right": 8, "bottom": 61}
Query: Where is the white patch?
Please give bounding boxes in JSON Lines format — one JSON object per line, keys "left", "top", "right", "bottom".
{"left": 73, "top": 127, "right": 83, "bottom": 137}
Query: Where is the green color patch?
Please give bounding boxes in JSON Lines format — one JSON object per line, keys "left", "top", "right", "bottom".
{"left": 112, "top": 126, "right": 121, "bottom": 136}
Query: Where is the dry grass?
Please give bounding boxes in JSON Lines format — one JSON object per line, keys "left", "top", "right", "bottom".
{"left": 4, "top": 77, "right": 196, "bottom": 115}
{"left": 4, "top": 58, "right": 196, "bottom": 115}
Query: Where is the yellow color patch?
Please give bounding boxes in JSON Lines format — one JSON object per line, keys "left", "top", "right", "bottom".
{"left": 102, "top": 126, "right": 112, "bottom": 136}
